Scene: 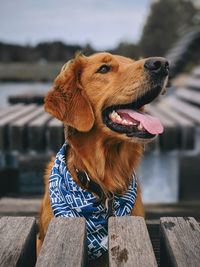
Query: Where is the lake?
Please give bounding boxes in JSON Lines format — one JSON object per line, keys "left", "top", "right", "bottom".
{"left": 0, "top": 82, "right": 178, "bottom": 203}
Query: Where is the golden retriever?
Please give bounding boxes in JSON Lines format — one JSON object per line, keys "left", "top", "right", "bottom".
{"left": 38, "top": 52, "right": 169, "bottom": 265}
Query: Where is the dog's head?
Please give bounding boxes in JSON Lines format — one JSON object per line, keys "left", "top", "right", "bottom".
{"left": 45, "top": 52, "right": 169, "bottom": 143}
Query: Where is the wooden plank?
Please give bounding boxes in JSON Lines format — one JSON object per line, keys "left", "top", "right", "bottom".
{"left": 0, "top": 104, "right": 23, "bottom": 119}
{"left": 175, "top": 87, "right": 200, "bottom": 106}
{"left": 28, "top": 112, "right": 52, "bottom": 151}
{"left": 46, "top": 118, "right": 64, "bottom": 152}
{"left": 0, "top": 197, "right": 41, "bottom": 216}
{"left": 179, "top": 151, "right": 200, "bottom": 201}
{"left": 9, "top": 106, "right": 44, "bottom": 151}
{"left": 0, "top": 216, "right": 36, "bottom": 267}
{"left": 186, "top": 77, "right": 200, "bottom": 91}
{"left": 145, "top": 202, "right": 200, "bottom": 221}
{"left": 109, "top": 217, "right": 157, "bottom": 267}
{"left": 17, "top": 153, "right": 51, "bottom": 194}
{"left": 160, "top": 217, "right": 200, "bottom": 267}
{"left": 8, "top": 93, "right": 44, "bottom": 105}
{"left": 167, "top": 97, "right": 200, "bottom": 124}
{"left": 156, "top": 102, "right": 195, "bottom": 149}
{"left": 36, "top": 217, "right": 87, "bottom": 267}
{"left": 146, "top": 105, "right": 178, "bottom": 150}
{"left": 0, "top": 104, "right": 36, "bottom": 126}
{"left": 0, "top": 104, "right": 36, "bottom": 150}
{"left": 192, "top": 66, "right": 200, "bottom": 78}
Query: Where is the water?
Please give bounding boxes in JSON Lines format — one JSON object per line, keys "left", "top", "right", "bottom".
{"left": 0, "top": 82, "right": 178, "bottom": 203}
{"left": 0, "top": 82, "right": 51, "bottom": 107}
{"left": 139, "top": 151, "right": 178, "bottom": 203}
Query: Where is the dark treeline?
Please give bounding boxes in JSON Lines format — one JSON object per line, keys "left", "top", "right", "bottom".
{"left": 0, "top": 0, "right": 199, "bottom": 62}
{"left": 0, "top": 40, "right": 142, "bottom": 62}
{"left": 0, "top": 41, "right": 96, "bottom": 62}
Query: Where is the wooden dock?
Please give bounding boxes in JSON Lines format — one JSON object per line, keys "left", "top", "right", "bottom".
{"left": 0, "top": 216, "right": 200, "bottom": 267}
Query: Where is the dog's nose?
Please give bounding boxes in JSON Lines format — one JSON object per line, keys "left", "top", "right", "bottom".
{"left": 144, "top": 57, "right": 169, "bottom": 76}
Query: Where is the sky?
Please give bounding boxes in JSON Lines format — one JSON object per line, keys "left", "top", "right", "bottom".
{"left": 0, "top": 0, "right": 151, "bottom": 50}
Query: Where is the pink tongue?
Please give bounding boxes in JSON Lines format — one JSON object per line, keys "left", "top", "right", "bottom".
{"left": 118, "top": 109, "right": 164, "bottom": 135}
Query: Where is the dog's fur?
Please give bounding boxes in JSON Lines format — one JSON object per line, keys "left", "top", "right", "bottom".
{"left": 38, "top": 52, "right": 168, "bottom": 264}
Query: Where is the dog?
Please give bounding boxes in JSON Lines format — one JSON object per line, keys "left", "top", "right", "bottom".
{"left": 38, "top": 52, "right": 169, "bottom": 265}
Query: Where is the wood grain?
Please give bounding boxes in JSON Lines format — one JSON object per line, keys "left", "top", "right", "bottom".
{"left": 36, "top": 217, "right": 87, "bottom": 267}
{"left": 109, "top": 216, "right": 158, "bottom": 267}
{"left": 0, "top": 216, "right": 36, "bottom": 267}
{"left": 0, "top": 104, "right": 36, "bottom": 150}
{"left": 28, "top": 112, "right": 51, "bottom": 151}
{"left": 9, "top": 106, "right": 44, "bottom": 151}
{"left": 160, "top": 217, "right": 200, "bottom": 267}
{"left": 46, "top": 118, "right": 64, "bottom": 152}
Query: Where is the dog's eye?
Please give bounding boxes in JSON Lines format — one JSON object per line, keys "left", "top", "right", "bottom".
{"left": 96, "top": 64, "right": 111, "bottom": 74}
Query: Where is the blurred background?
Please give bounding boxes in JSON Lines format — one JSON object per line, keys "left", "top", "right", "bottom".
{"left": 0, "top": 0, "right": 200, "bottom": 220}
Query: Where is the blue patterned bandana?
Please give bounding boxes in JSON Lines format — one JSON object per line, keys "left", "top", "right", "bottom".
{"left": 49, "top": 143, "right": 137, "bottom": 259}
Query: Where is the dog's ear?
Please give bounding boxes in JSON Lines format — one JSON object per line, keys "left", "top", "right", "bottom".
{"left": 44, "top": 56, "right": 94, "bottom": 132}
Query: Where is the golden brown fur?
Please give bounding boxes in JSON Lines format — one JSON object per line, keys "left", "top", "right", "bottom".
{"left": 38, "top": 52, "right": 167, "bottom": 263}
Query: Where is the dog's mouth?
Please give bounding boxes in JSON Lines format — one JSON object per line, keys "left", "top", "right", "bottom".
{"left": 102, "top": 86, "right": 164, "bottom": 139}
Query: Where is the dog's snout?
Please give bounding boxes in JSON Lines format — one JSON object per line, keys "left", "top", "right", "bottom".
{"left": 144, "top": 57, "right": 169, "bottom": 76}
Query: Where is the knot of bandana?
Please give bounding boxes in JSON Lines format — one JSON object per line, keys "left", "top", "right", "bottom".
{"left": 49, "top": 143, "right": 137, "bottom": 259}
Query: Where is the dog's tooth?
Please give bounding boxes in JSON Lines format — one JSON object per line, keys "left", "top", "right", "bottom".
{"left": 111, "top": 113, "right": 116, "bottom": 119}
{"left": 109, "top": 113, "right": 114, "bottom": 120}
{"left": 116, "top": 114, "right": 122, "bottom": 120}
{"left": 128, "top": 122, "right": 133, "bottom": 125}
{"left": 110, "top": 111, "right": 117, "bottom": 120}
{"left": 112, "top": 111, "right": 117, "bottom": 117}
{"left": 138, "top": 123, "right": 143, "bottom": 130}
{"left": 111, "top": 111, "right": 115, "bottom": 116}
{"left": 116, "top": 117, "right": 122, "bottom": 123}
{"left": 122, "top": 119, "right": 128, "bottom": 125}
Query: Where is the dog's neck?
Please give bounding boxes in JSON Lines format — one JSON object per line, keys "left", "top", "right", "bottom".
{"left": 66, "top": 128, "right": 143, "bottom": 194}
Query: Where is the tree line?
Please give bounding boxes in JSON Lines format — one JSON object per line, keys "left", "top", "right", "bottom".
{"left": 0, "top": 42, "right": 96, "bottom": 62}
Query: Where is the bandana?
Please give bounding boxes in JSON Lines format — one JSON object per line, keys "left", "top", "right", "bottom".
{"left": 49, "top": 143, "right": 137, "bottom": 259}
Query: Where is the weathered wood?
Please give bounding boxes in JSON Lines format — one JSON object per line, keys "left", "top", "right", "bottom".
{"left": 0, "top": 104, "right": 23, "bottom": 119}
{"left": 192, "top": 66, "right": 200, "bottom": 78}
{"left": 146, "top": 105, "right": 178, "bottom": 150}
{"left": 9, "top": 106, "right": 44, "bottom": 151}
{"left": 17, "top": 153, "right": 51, "bottom": 194}
{"left": 28, "top": 112, "right": 52, "bottom": 151}
{"left": 165, "top": 29, "right": 200, "bottom": 76}
{"left": 0, "top": 104, "right": 36, "bottom": 150}
{"left": 186, "top": 77, "right": 200, "bottom": 91}
{"left": 175, "top": 87, "right": 200, "bottom": 106}
{"left": 179, "top": 151, "right": 200, "bottom": 201}
{"left": 145, "top": 202, "right": 200, "bottom": 221}
{"left": 109, "top": 216, "right": 157, "bottom": 267}
{"left": 8, "top": 93, "right": 45, "bottom": 105}
{"left": 36, "top": 217, "right": 87, "bottom": 267}
{"left": 46, "top": 118, "right": 64, "bottom": 152}
{"left": 160, "top": 217, "right": 200, "bottom": 267}
{"left": 168, "top": 97, "right": 200, "bottom": 124}
{"left": 156, "top": 102, "right": 195, "bottom": 149}
{"left": 0, "top": 216, "right": 36, "bottom": 267}
{"left": 0, "top": 197, "right": 41, "bottom": 216}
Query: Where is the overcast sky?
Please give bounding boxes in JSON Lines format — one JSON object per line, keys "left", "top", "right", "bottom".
{"left": 0, "top": 0, "right": 151, "bottom": 50}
